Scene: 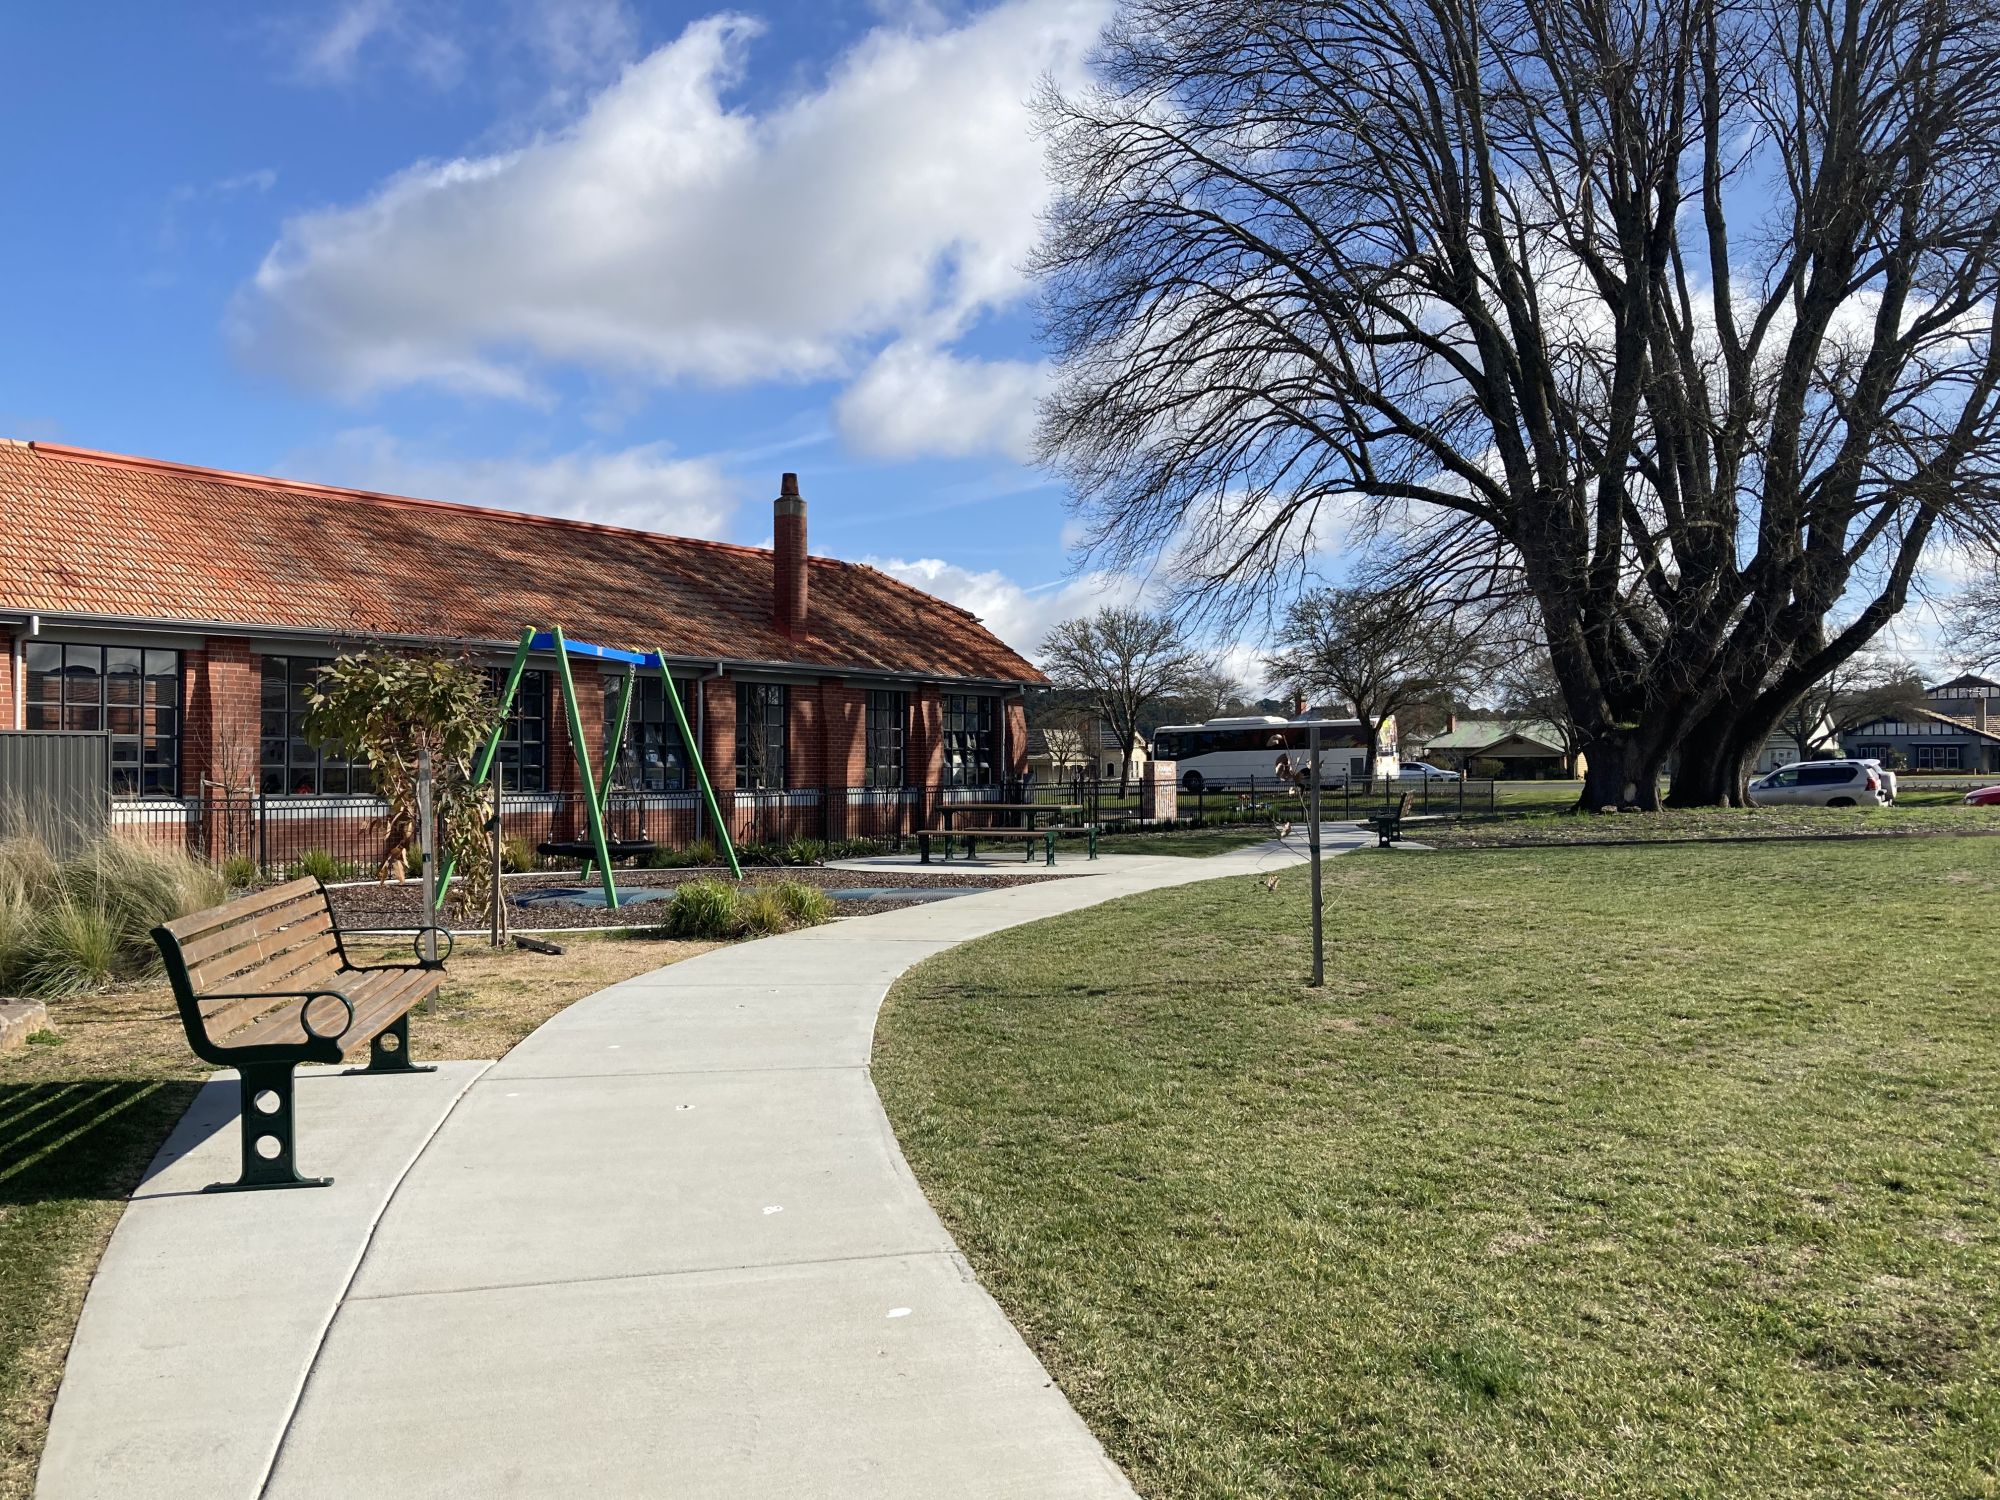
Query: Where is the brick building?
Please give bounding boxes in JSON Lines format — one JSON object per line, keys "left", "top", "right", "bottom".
{"left": 0, "top": 439, "right": 1041, "bottom": 861}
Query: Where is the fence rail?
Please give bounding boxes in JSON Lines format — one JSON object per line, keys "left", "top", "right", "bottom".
{"left": 100, "top": 775, "right": 1499, "bottom": 874}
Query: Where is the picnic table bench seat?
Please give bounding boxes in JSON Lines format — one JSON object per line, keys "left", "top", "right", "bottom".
{"left": 152, "top": 876, "right": 452, "bottom": 1193}
{"left": 918, "top": 827, "right": 1054, "bottom": 865}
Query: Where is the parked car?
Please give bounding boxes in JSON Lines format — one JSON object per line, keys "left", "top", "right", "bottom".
{"left": 1398, "top": 761, "right": 1462, "bottom": 781}
{"left": 1747, "top": 760, "right": 1890, "bottom": 807}
{"left": 1850, "top": 758, "right": 1899, "bottom": 802}
{"left": 1964, "top": 784, "right": 2000, "bottom": 806}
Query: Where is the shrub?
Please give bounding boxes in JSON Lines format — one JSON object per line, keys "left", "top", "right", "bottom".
{"left": 780, "top": 838, "right": 827, "bottom": 867}
{"left": 502, "top": 835, "right": 539, "bottom": 873}
{"left": 288, "top": 849, "right": 350, "bottom": 884}
{"left": 664, "top": 879, "right": 740, "bottom": 940}
{"left": 57, "top": 840, "right": 224, "bottom": 977}
{"left": 735, "top": 886, "right": 791, "bottom": 935}
{"left": 17, "top": 898, "right": 120, "bottom": 996}
{"left": 775, "top": 882, "right": 835, "bottom": 927}
{"left": 220, "top": 854, "right": 259, "bottom": 891}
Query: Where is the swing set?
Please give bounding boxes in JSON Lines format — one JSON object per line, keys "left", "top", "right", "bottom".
{"left": 433, "top": 626, "right": 741, "bottom": 914}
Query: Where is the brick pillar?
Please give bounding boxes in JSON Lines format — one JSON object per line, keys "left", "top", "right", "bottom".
{"left": 820, "top": 679, "right": 866, "bottom": 840}
{"left": 1003, "top": 694, "right": 1029, "bottom": 783}
{"left": 910, "top": 685, "right": 944, "bottom": 829}
{"left": 700, "top": 675, "right": 736, "bottom": 840}
{"left": 183, "top": 638, "right": 258, "bottom": 862}
{"left": 0, "top": 628, "right": 14, "bottom": 731}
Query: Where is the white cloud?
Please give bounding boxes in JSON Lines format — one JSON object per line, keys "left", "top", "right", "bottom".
{"left": 292, "top": 428, "right": 739, "bottom": 537}
{"left": 835, "top": 341, "right": 1047, "bottom": 461}
{"left": 863, "top": 555, "right": 1146, "bottom": 658}
{"left": 294, "top": 0, "right": 463, "bottom": 86}
{"left": 237, "top": 2, "right": 1109, "bottom": 403}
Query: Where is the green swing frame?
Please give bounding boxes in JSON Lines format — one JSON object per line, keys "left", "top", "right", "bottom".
{"left": 433, "top": 626, "right": 741, "bottom": 914}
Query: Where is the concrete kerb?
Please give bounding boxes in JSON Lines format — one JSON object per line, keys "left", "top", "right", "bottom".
{"left": 40, "top": 830, "right": 1363, "bottom": 1499}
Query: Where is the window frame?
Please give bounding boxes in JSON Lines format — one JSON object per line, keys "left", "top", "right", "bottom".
{"left": 22, "top": 641, "right": 182, "bottom": 798}
{"left": 735, "top": 682, "right": 789, "bottom": 790}
{"left": 488, "top": 667, "right": 550, "bottom": 794}
{"left": 864, "top": 689, "right": 908, "bottom": 790}
{"left": 260, "top": 655, "right": 372, "bottom": 797}
{"left": 605, "top": 673, "right": 698, "bottom": 792}
{"left": 941, "top": 693, "right": 998, "bottom": 789}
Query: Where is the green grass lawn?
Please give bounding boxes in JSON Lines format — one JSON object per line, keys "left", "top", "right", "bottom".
{"left": 1426, "top": 801, "right": 1999, "bottom": 849}
{"left": 874, "top": 839, "right": 2000, "bottom": 1499}
{"left": 1095, "top": 827, "right": 1275, "bottom": 857}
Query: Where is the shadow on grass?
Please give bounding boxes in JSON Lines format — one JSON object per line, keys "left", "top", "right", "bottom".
{"left": 0, "top": 1080, "right": 205, "bottom": 1207}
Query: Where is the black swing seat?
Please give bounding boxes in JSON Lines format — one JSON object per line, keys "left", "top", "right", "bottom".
{"left": 152, "top": 876, "right": 452, "bottom": 1193}
{"left": 535, "top": 838, "right": 659, "bottom": 861}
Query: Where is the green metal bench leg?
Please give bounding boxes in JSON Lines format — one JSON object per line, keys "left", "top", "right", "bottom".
{"left": 918, "top": 833, "right": 932, "bottom": 865}
{"left": 209, "top": 1062, "right": 331, "bottom": 1193}
{"left": 1089, "top": 827, "right": 1097, "bottom": 860}
{"left": 352, "top": 1013, "right": 437, "bottom": 1076}
{"left": 1044, "top": 831, "right": 1055, "bottom": 866}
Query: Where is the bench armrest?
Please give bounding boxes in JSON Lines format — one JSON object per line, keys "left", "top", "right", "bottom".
{"left": 357, "top": 925, "right": 456, "bottom": 973}
{"left": 198, "top": 987, "right": 356, "bottom": 1042}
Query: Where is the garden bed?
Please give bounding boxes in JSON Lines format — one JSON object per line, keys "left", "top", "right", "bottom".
{"left": 329, "top": 865, "right": 1072, "bottom": 931}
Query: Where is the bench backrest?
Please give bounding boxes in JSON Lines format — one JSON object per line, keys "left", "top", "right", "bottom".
{"left": 154, "top": 878, "right": 345, "bottom": 1038}
{"left": 1394, "top": 791, "right": 1412, "bottom": 817}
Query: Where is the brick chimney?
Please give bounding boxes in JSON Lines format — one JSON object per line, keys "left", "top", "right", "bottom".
{"left": 774, "top": 472, "right": 807, "bottom": 637}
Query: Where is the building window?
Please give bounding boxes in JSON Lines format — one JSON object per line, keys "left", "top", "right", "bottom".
{"left": 490, "top": 668, "right": 549, "bottom": 794}
{"left": 23, "top": 642, "right": 181, "bottom": 797}
{"left": 736, "top": 683, "right": 788, "bottom": 789}
{"left": 261, "top": 656, "right": 371, "bottom": 796}
{"left": 865, "top": 690, "right": 907, "bottom": 789}
{"left": 604, "top": 674, "right": 696, "bottom": 792}
{"left": 1914, "top": 743, "right": 1964, "bottom": 770}
{"left": 942, "top": 693, "right": 997, "bottom": 788}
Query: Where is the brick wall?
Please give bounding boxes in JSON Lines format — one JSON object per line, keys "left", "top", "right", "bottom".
{"left": 818, "top": 679, "right": 868, "bottom": 838}
{"left": 183, "top": 637, "right": 258, "bottom": 796}
{"left": 1003, "top": 694, "right": 1029, "bottom": 779}
{"left": 909, "top": 686, "right": 944, "bottom": 828}
{"left": 0, "top": 628, "right": 13, "bottom": 730}
{"left": 699, "top": 676, "right": 735, "bottom": 830}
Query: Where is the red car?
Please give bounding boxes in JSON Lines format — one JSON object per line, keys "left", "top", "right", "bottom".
{"left": 1965, "top": 784, "right": 2000, "bottom": 806}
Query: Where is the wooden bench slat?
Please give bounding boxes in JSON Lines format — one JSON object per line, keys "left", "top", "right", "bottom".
{"left": 160, "top": 876, "right": 322, "bottom": 942}
{"left": 224, "top": 968, "right": 440, "bottom": 1054}
{"left": 177, "top": 898, "right": 330, "bottom": 977}
{"left": 184, "top": 910, "right": 336, "bottom": 985}
{"left": 199, "top": 950, "right": 348, "bottom": 1037}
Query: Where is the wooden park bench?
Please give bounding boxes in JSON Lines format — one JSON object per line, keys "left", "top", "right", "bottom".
{"left": 151, "top": 877, "right": 453, "bottom": 1193}
{"left": 1357, "top": 791, "right": 1441, "bottom": 849}
{"left": 917, "top": 827, "right": 1055, "bottom": 865}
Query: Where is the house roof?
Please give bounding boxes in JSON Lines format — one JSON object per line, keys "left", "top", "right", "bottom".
{"left": 1421, "top": 718, "right": 1567, "bottom": 755}
{"left": 1848, "top": 704, "right": 2000, "bottom": 742}
{"left": 1928, "top": 673, "right": 2000, "bottom": 695}
{"left": 0, "top": 440, "right": 1041, "bottom": 686}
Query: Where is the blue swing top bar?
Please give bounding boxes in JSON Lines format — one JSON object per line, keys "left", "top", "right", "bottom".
{"left": 526, "top": 631, "right": 659, "bottom": 668}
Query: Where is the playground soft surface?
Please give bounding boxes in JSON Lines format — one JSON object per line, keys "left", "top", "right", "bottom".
{"left": 874, "top": 838, "right": 2000, "bottom": 1499}
{"left": 0, "top": 934, "right": 714, "bottom": 1499}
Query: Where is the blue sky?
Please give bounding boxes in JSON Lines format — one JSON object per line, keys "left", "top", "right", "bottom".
{"left": 0, "top": 0, "right": 1132, "bottom": 658}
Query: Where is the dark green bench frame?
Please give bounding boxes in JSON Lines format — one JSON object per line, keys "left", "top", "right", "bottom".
{"left": 152, "top": 876, "right": 453, "bottom": 1193}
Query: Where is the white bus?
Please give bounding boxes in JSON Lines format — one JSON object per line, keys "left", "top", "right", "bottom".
{"left": 1150, "top": 715, "right": 1398, "bottom": 793}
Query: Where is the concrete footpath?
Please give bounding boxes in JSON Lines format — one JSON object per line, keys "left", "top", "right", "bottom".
{"left": 39, "top": 829, "right": 1366, "bottom": 1499}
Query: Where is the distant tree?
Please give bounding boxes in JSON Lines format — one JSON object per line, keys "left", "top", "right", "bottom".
{"left": 1266, "top": 589, "right": 1484, "bottom": 777}
{"left": 1951, "top": 562, "right": 2000, "bottom": 674}
{"left": 1040, "top": 608, "right": 1204, "bottom": 793}
{"left": 1773, "top": 649, "right": 1930, "bottom": 761}
{"left": 1493, "top": 650, "right": 1588, "bottom": 778}
{"left": 301, "top": 648, "right": 499, "bottom": 909}
{"left": 1166, "top": 662, "right": 1253, "bottom": 725}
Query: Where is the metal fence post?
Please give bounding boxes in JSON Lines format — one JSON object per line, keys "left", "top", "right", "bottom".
{"left": 1307, "top": 724, "right": 1323, "bottom": 988}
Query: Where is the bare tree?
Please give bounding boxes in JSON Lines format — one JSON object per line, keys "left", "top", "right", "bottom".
{"left": 1773, "top": 650, "right": 1930, "bottom": 761}
{"left": 1493, "top": 650, "right": 1589, "bottom": 778}
{"left": 1265, "top": 588, "right": 1484, "bottom": 777}
{"left": 1036, "top": 0, "right": 2000, "bottom": 809}
{"left": 1951, "top": 562, "right": 2000, "bottom": 673}
{"left": 1169, "top": 661, "right": 1253, "bottom": 724}
{"left": 1040, "top": 607, "right": 1204, "bottom": 793}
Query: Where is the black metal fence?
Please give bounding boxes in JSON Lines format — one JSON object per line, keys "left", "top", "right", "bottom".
{"left": 103, "top": 774, "right": 1497, "bottom": 874}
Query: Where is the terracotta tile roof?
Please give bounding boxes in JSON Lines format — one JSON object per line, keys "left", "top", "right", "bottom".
{"left": 0, "top": 441, "right": 1042, "bottom": 685}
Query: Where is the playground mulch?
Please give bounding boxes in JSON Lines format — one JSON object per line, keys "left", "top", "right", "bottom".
{"left": 327, "top": 865, "right": 1072, "bottom": 933}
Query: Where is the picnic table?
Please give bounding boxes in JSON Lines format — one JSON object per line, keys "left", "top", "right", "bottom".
{"left": 938, "top": 802, "right": 1080, "bottom": 832}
